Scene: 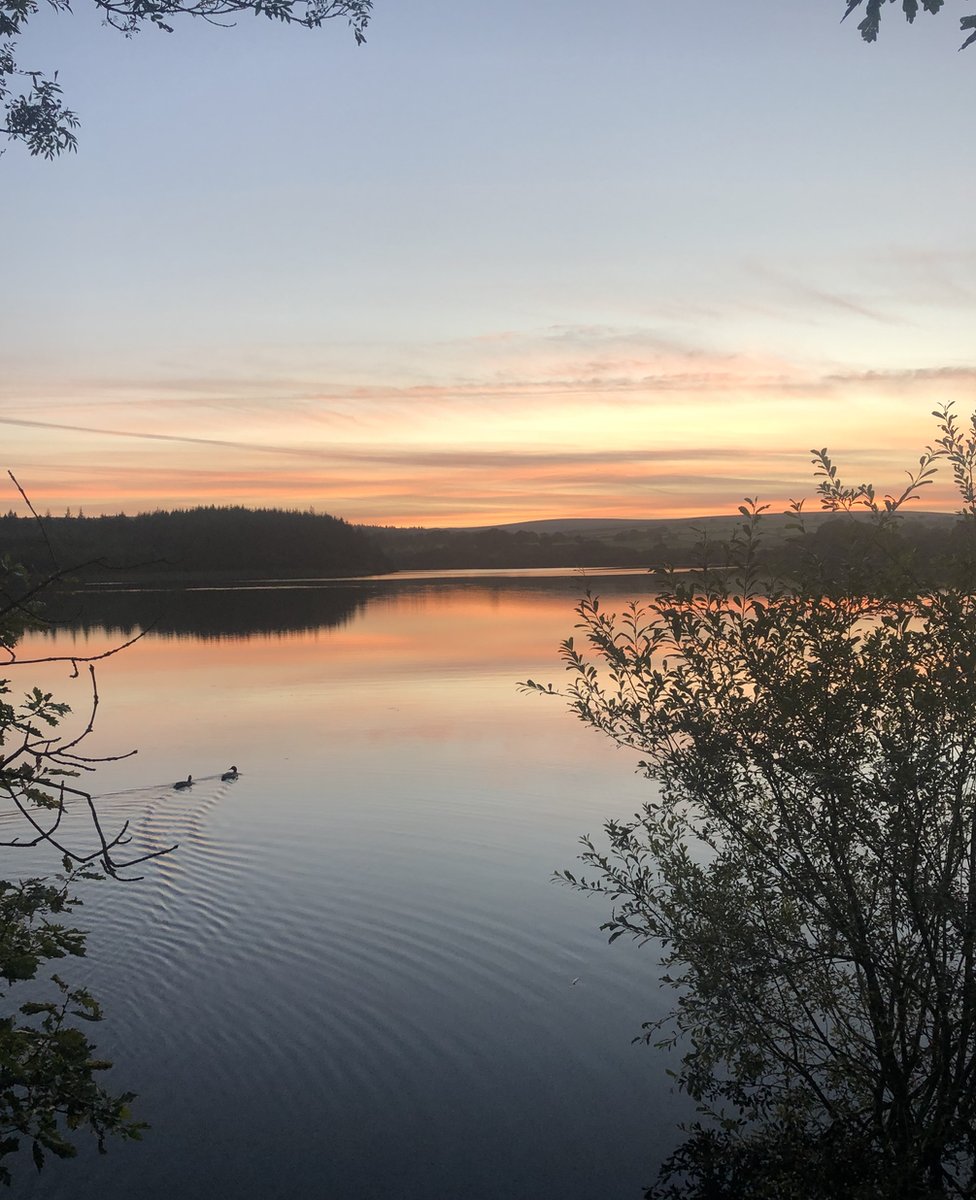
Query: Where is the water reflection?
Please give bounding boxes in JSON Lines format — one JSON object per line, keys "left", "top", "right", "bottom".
{"left": 38, "top": 582, "right": 370, "bottom": 640}
{"left": 16, "top": 569, "right": 655, "bottom": 652}
{"left": 36, "top": 568, "right": 652, "bottom": 641}
{"left": 10, "top": 570, "right": 687, "bottom": 1200}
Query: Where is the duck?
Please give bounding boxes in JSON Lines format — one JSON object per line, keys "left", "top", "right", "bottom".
{"left": 174, "top": 775, "right": 193, "bottom": 790}
{"left": 221, "top": 765, "right": 239, "bottom": 781}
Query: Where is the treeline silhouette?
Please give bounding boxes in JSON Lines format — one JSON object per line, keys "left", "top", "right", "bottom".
{"left": 369, "top": 525, "right": 664, "bottom": 570}
{"left": 2, "top": 505, "right": 968, "bottom": 583}
{"left": 0, "top": 506, "right": 391, "bottom": 581}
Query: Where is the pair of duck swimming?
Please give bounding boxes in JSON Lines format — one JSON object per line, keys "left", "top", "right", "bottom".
{"left": 173, "top": 766, "right": 238, "bottom": 790}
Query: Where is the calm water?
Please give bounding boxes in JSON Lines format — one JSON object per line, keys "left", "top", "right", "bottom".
{"left": 10, "top": 571, "right": 689, "bottom": 1199}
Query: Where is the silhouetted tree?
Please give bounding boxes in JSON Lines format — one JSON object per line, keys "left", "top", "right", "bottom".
{"left": 1, "top": 0, "right": 370, "bottom": 156}
{"left": 0, "top": 483, "right": 172, "bottom": 1182}
{"left": 843, "top": 0, "right": 976, "bottom": 49}
{"left": 0, "top": 505, "right": 391, "bottom": 581}
{"left": 525, "top": 406, "right": 976, "bottom": 1196}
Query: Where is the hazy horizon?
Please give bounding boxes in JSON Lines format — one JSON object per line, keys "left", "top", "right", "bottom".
{"left": 3, "top": 503, "right": 964, "bottom": 534}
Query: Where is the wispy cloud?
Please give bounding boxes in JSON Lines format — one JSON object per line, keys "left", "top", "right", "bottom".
{"left": 823, "top": 365, "right": 976, "bottom": 386}
{"left": 3, "top": 317, "right": 973, "bottom": 524}
{"left": 0, "top": 415, "right": 809, "bottom": 471}
{"left": 746, "top": 264, "right": 907, "bottom": 325}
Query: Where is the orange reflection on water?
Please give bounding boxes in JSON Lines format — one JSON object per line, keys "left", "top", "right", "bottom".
{"left": 20, "top": 585, "right": 602, "bottom": 677}
{"left": 12, "top": 579, "right": 646, "bottom": 803}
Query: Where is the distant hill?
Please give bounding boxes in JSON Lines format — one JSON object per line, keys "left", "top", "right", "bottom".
{"left": 479, "top": 511, "right": 959, "bottom": 538}
{"left": 475, "top": 517, "right": 668, "bottom": 535}
{"left": 368, "top": 511, "right": 963, "bottom": 573}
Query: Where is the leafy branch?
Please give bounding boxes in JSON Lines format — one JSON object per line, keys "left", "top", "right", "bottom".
{"left": 1, "top": 0, "right": 370, "bottom": 156}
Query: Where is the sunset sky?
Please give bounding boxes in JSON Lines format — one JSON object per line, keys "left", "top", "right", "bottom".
{"left": 3, "top": 0, "right": 974, "bottom": 527}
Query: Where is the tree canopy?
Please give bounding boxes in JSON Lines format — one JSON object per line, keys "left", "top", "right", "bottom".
{"left": 843, "top": 0, "right": 976, "bottom": 49}
{"left": 4, "top": 0, "right": 974, "bottom": 158}
{"left": 0, "top": 501, "right": 177, "bottom": 1181}
{"left": 0, "top": 0, "right": 371, "bottom": 157}
{"left": 0, "top": 505, "right": 391, "bottom": 581}
{"left": 526, "top": 405, "right": 976, "bottom": 1196}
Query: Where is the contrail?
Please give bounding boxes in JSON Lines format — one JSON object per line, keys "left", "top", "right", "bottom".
{"left": 0, "top": 415, "right": 314, "bottom": 458}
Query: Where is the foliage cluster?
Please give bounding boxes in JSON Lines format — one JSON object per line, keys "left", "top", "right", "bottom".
{"left": 0, "top": 503, "right": 169, "bottom": 1182}
{"left": 843, "top": 0, "right": 976, "bottom": 49}
{"left": 0, "top": 872, "right": 144, "bottom": 1182}
{"left": 1, "top": 0, "right": 370, "bottom": 156}
{"left": 3, "top": 0, "right": 973, "bottom": 159}
{"left": 526, "top": 406, "right": 976, "bottom": 1196}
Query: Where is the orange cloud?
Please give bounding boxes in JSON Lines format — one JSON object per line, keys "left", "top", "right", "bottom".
{"left": 3, "top": 326, "right": 973, "bottom": 525}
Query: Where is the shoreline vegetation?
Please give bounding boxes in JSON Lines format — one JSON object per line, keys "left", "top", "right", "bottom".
{"left": 0, "top": 504, "right": 967, "bottom": 586}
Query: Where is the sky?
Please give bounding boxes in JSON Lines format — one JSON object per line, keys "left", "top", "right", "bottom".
{"left": 2, "top": 0, "right": 974, "bottom": 526}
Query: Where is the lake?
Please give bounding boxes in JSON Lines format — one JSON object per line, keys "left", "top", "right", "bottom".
{"left": 10, "top": 570, "right": 690, "bottom": 1199}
